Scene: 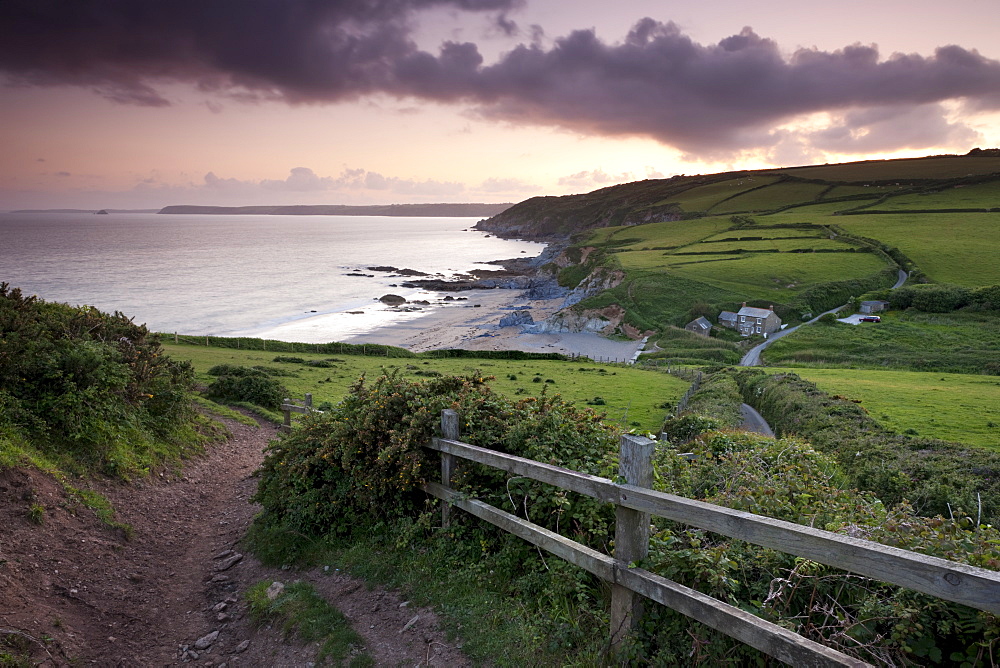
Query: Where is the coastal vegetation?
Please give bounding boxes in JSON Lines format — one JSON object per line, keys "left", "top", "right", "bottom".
{"left": 0, "top": 284, "right": 212, "bottom": 480}
{"left": 481, "top": 152, "right": 1000, "bottom": 347}
{"left": 249, "top": 369, "right": 1000, "bottom": 666}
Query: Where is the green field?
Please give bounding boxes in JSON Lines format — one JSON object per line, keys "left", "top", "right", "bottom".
{"left": 585, "top": 217, "right": 730, "bottom": 250}
{"left": 663, "top": 176, "right": 779, "bottom": 212}
{"left": 766, "top": 367, "right": 1000, "bottom": 450}
{"left": 830, "top": 213, "right": 1000, "bottom": 286}
{"left": 687, "top": 237, "right": 850, "bottom": 253}
{"left": 868, "top": 181, "right": 1000, "bottom": 210}
{"left": 665, "top": 251, "right": 889, "bottom": 302}
{"left": 163, "top": 342, "right": 691, "bottom": 431}
{"left": 761, "top": 310, "right": 1000, "bottom": 374}
{"left": 711, "top": 181, "right": 830, "bottom": 214}
{"left": 769, "top": 156, "right": 1000, "bottom": 181}
{"left": 701, "top": 227, "right": 827, "bottom": 241}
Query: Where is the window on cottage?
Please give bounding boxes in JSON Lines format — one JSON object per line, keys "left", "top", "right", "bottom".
{"left": 740, "top": 316, "right": 745, "bottom": 322}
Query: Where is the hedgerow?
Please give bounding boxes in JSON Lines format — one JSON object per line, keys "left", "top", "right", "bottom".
{"left": 734, "top": 369, "right": 1000, "bottom": 525}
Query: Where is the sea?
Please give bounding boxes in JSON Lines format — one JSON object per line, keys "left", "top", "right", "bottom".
{"left": 0, "top": 212, "right": 544, "bottom": 342}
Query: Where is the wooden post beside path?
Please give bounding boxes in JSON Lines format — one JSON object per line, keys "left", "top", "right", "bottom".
{"left": 440, "top": 409, "right": 459, "bottom": 529}
{"left": 610, "top": 433, "right": 656, "bottom": 650}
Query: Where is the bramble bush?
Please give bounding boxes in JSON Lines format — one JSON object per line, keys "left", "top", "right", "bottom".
{"left": 0, "top": 283, "right": 194, "bottom": 475}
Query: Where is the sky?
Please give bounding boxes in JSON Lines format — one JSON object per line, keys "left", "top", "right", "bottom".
{"left": 1, "top": 0, "right": 999, "bottom": 210}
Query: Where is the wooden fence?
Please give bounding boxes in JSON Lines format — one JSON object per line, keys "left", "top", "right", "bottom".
{"left": 421, "top": 409, "right": 1000, "bottom": 667}
{"left": 280, "top": 393, "right": 314, "bottom": 433}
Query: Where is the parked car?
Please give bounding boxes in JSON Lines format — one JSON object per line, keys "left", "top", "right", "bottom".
{"left": 859, "top": 315, "right": 881, "bottom": 322}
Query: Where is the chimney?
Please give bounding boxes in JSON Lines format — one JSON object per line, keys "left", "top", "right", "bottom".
{"left": 769, "top": 305, "right": 774, "bottom": 311}
{"left": 741, "top": 302, "right": 746, "bottom": 307}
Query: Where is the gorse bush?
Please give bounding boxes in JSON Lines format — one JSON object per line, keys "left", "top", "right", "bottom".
{"left": 0, "top": 284, "right": 194, "bottom": 475}
{"left": 253, "top": 371, "right": 618, "bottom": 541}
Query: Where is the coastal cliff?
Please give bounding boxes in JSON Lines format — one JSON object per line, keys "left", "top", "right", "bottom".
{"left": 472, "top": 176, "right": 708, "bottom": 240}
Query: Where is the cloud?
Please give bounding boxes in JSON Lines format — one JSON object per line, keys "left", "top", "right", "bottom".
{"left": 558, "top": 169, "right": 636, "bottom": 189}
{"left": 477, "top": 176, "right": 539, "bottom": 193}
{"left": 805, "top": 104, "right": 981, "bottom": 153}
{"left": 2, "top": 4, "right": 998, "bottom": 156}
{"left": 261, "top": 167, "right": 334, "bottom": 192}
{"left": 0, "top": 0, "right": 520, "bottom": 107}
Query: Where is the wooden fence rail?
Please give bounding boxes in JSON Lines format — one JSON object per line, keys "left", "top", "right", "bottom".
{"left": 280, "top": 393, "right": 313, "bottom": 433}
{"left": 422, "top": 409, "right": 1000, "bottom": 666}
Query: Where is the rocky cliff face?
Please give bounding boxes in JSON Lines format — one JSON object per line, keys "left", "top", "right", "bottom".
{"left": 560, "top": 267, "right": 624, "bottom": 309}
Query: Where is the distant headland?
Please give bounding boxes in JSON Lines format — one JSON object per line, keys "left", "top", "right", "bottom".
{"left": 157, "top": 203, "right": 513, "bottom": 217}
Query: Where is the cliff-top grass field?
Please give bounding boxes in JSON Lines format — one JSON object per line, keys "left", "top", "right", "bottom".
{"left": 765, "top": 367, "right": 1000, "bottom": 450}
{"left": 162, "top": 341, "right": 691, "bottom": 432}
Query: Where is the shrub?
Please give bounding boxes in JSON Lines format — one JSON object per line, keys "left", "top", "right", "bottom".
{"left": 0, "top": 283, "right": 194, "bottom": 467}
{"left": 253, "top": 371, "right": 617, "bottom": 543}
{"left": 889, "top": 284, "right": 972, "bottom": 312}
{"left": 206, "top": 367, "right": 287, "bottom": 410}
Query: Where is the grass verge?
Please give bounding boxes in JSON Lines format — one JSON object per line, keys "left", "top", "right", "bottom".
{"left": 246, "top": 580, "right": 372, "bottom": 666}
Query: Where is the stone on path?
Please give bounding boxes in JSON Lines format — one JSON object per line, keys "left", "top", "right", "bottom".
{"left": 194, "top": 630, "right": 219, "bottom": 650}
{"left": 266, "top": 581, "right": 285, "bottom": 601}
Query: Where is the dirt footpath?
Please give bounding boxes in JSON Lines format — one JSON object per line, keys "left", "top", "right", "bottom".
{"left": 0, "top": 416, "right": 470, "bottom": 666}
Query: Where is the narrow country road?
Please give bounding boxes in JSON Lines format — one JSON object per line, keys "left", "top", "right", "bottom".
{"left": 740, "top": 267, "right": 908, "bottom": 367}
{"left": 739, "top": 403, "right": 774, "bottom": 437}
{"left": 739, "top": 304, "right": 844, "bottom": 366}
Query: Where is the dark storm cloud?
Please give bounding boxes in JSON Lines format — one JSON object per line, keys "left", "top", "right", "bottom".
{"left": 2, "top": 4, "right": 998, "bottom": 153}
{"left": 0, "top": 0, "right": 520, "bottom": 105}
{"left": 464, "top": 21, "right": 1000, "bottom": 152}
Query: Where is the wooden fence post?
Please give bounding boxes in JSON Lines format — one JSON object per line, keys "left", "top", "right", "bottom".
{"left": 304, "top": 393, "right": 313, "bottom": 410}
{"left": 282, "top": 397, "right": 291, "bottom": 432}
{"left": 610, "top": 433, "right": 656, "bottom": 650}
{"left": 440, "top": 409, "right": 460, "bottom": 529}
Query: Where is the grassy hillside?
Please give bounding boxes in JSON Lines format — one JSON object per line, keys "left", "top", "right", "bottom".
{"left": 483, "top": 152, "right": 999, "bottom": 343}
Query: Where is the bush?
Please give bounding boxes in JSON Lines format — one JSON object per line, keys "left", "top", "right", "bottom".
{"left": 250, "top": 369, "right": 1000, "bottom": 666}
{"left": 889, "top": 284, "right": 972, "bottom": 312}
{"left": 253, "top": 371, "right": 617, "bottom": 542}
{"left": 0, "top": 283, "right": 194, "bottom": 469}
{"left": 206, "top": 367, "right": 287, "bottom": 410}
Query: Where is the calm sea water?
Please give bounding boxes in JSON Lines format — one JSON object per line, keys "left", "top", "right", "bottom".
{"left": 0, "top": 212, "right": 543, "bottom": 340}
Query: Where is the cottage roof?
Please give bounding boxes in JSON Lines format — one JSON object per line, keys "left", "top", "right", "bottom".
{"left": 718, "top": 310, "right": 737, "bottom": 321}
{"left": 737, "top": 305, "right": 775, "bottom": 319}
{"left": 687, "top": 316, "right": 712, "bottom": 331}
{"left": 860, "top": 300, "right": 889, "bottom": 306}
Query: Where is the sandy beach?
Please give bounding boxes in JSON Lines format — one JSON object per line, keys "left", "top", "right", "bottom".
{"left": 253, "top": 286, "right": 646, "bottom": 362}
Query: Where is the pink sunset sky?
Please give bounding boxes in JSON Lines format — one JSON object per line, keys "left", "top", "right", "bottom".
{"left": 1, "top": 0, "right": 999, "bottom": 210}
